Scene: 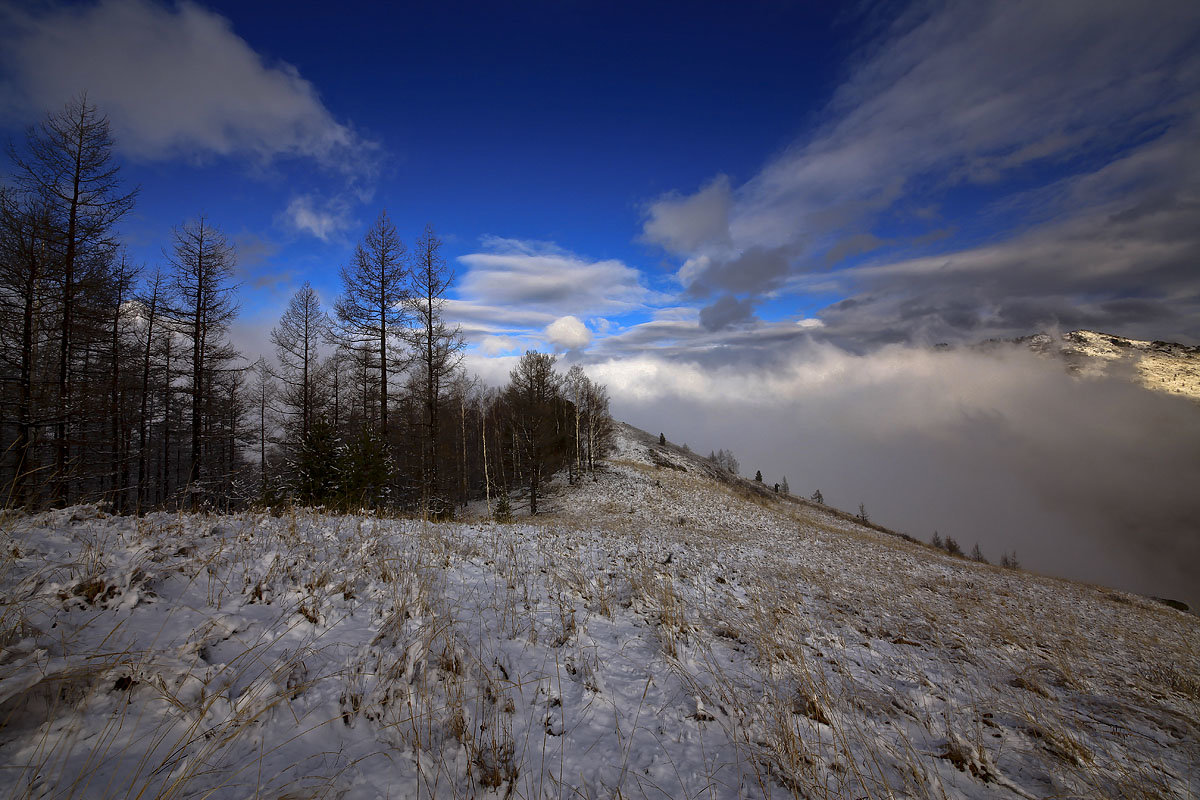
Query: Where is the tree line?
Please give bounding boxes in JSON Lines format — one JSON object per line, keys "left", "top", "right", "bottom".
{"left": 0, "top": 95, "right": 612, "bottom": 516}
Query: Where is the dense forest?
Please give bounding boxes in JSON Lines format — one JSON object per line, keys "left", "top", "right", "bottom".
{"left": 0, "top": 96, "right": 612, "bottom": 517}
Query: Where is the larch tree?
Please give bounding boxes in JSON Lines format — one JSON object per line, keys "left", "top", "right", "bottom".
{"left": 271, "top": 282, "right": 330, "bottom": 444}
{"left": 105, "top": 252, "right": 140, "bottom": 512}
{"left": 10, "top": 94, "right": 136, "bottom": 505}
{"left": 165, "top": 216, "right": 239, "bottom": 507}
{"left": 505, "top": 351, "right": 565, "bottom": 516}
{"left": 0, "top": 192, "right": 56, "bottom": 506}
{"left": 407, "top": 223, "right": 463, "bottom": 513}
{"left": 336, "top": 211, "right": 408, "bottom": 440}
{"left": 248, "top": 357, "right": 276, "bottom": 497}
{"left": 135, "top": 268, "right": 166, "bottom": 512}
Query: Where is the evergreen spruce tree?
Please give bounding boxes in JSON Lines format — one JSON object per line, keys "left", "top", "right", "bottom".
{"left": 754, "top": 470, "right": 763, "bottom": 482}
{"left": 494, "top": 492, "right": 512, "bottom": 522}
{"left": 339, "top": 426, "right": 392, "bottom": 509}
{"left": 294, "top": 416, "right": 339, "bottom": 506}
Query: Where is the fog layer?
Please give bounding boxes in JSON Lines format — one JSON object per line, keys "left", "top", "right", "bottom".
{"left": 594, "top": 344, "right": 1200, "bottom": 610}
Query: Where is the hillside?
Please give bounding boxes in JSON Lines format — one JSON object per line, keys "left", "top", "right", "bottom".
{"left": 1, "top": 424, "right": 1197, "bottom": 799}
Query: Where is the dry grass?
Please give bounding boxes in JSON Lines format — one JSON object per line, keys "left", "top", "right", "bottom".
{"left": 1, "top": 439, "right": 1198, "bottom": 800}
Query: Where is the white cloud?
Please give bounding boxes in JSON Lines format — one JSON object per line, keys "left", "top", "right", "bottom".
{"left": 1, "top": 0, "right": 375, "bottom": 173}
{"left": 479, "top": 335, "right": 521, "bottom": 356}
{"left": 284, "top": 194, "right": 353, "bottom": 241}
{"left": 443, "top": 299, "right": 556, "bottom": 331}
{"left": 457, "top": 242, "right": 657, "bottom": 318}
{"left": 544, "top": 315, "right": 592, "bottom": 352}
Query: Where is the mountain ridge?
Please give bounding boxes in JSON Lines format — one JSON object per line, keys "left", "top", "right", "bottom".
{"left": 974, "top": 329, "right": 1200, "bottom": 403}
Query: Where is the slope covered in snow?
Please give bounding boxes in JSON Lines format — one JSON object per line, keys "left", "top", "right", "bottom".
{"left": 1, "top": 424, "right": 1197, "bottom": 799}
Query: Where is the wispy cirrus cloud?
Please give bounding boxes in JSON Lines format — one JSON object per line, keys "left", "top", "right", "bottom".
{"left": 641, "top": 0, "right": 1200, "bottom": 343}
{"left": 283, "top": 193, "right": 356, "bottom": 242}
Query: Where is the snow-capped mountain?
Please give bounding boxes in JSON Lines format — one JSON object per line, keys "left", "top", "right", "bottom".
{"left": 1010, "top": 329, "right": 1200, "bottom": 403}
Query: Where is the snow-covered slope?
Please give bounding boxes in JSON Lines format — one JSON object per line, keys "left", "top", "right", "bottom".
{"left": 1011, "top": 329, "right": 1200, "bottom": 403}
{"left": 1, "top": 428, "right": 1197, "bottom": 799}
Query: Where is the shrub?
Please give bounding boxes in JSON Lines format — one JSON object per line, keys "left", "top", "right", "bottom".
{"left": 944, "top": 536, "right": 963, "bottom": 557}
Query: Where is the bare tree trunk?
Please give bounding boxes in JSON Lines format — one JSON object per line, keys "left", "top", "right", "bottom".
{"left": 12, "top": 219, "right": 43, "bottom": 507}
{"left": 190, "top": 233, "right": 205, "bottom": 506}
{"left": 161, "top": 334, "right": 172, "bottom": 505}
{"left": 482, "top": 404, "right": 491, "bottom": 515}
{"left": 109, "top": 293, "right": 121, "bottom": 511}
{"left": 460, "top": 392, "right": 467, "bottom": 508}
{"left": 137, "top": 279, "right": 159, "bottom": 513}
{"left": 54, "top": 135, "right": 83, "bottom": 508}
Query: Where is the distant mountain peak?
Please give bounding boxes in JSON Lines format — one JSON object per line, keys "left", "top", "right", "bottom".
{"left": 998, "top": 330, "right": 1200, "bottom": 404}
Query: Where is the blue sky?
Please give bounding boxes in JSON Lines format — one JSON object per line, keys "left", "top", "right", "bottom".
{"left": 3, "top": 0, "right": 1200, "bottom": 605}
{"left": 5, "top": 0, "right": 1197, "bottom": 374}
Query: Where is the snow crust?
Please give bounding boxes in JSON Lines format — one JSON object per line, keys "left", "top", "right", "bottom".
{"left": 1, "top": 424, "right": 1197, "bottom": 798}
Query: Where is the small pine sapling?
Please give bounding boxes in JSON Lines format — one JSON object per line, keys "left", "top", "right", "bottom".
{"left": 944, "top": 536, "right": 963, "bottom": 556}
{"left": 494, "top": 493, "right": 512, "bottom": 522}
{"left": 755, "top": 470, "right": 763, "bottom": 482}
{"left": 931, "top": 531, "right": 944, "bottom": 549}
{"left": 811, "top": 489, "right": 824, "bottom": 504}
{"left": 659, "top": 432, "right": 666, "bottom": 445}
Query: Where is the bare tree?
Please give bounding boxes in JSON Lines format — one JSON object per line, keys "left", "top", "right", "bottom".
{"left": 0, "top": 192, "right": 56, "bottom": 506}
{"left": 271, "top": 282, "right": 330, "bottom": 443}
{"left": 165, "top": 216, "right": 239, "bottom": 506}
{"left": 564, "top": 364, "right": 588, "bottom": 484}
{"left": 105, "top": 252, "right": 140, "bottom": 512}
{"left": 336, "top": 211, "right": 408, "bottom": 439}
{"left": 10, "top": 94, "right": 136, "bottom": 505}
{"left": 505, "top": 351, "right": 566, "bottom": 515}
{"left": 583, "top": 380, "right": 612, "bottom": 473}
{"left": 135, "top": 268, "right": 166, "bottom": 512}
{"left": 407, "top": 224, "right": 463, "bottom": 513}
{"left": 249, "top": 356, "right": 276, "bottom": 497}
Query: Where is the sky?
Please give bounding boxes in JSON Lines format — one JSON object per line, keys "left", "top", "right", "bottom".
{"left": 2, "top": 0, "right": 1199, "bottom": 606}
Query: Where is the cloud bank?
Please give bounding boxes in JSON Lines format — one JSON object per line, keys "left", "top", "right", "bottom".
{"left": 592, "top": 342, "right": 1200, "bottom": 610}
